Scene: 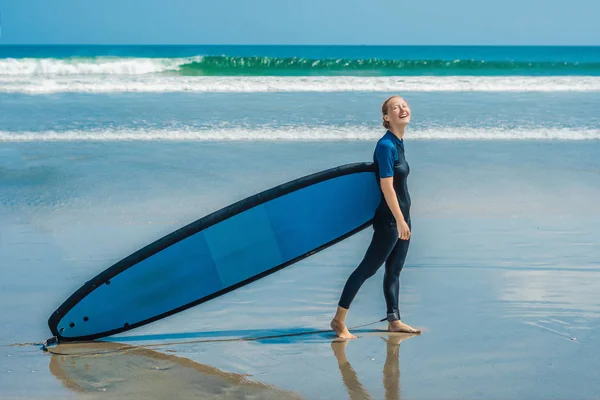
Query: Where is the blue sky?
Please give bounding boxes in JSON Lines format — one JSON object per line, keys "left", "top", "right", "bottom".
{"left": 1, "top": 0, "right": 599, "bottom": 45}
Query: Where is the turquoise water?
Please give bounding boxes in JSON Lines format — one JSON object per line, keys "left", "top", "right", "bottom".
{"left": 2, "top": 45, "right": 600, "bottom": 101}
{"left": 2, "top": 45, "right": 600, "bottom": 76}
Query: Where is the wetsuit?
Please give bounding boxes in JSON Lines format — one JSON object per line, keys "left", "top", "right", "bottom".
{"left": 338, "top": 130, "right": 411, "bottom": 322}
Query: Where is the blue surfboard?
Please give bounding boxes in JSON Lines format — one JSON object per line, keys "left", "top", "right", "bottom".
{"left": 48, "top": 163, "right": 381, "bottom": 342}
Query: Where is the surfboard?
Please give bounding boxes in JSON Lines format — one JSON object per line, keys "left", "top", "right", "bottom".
{"left": 48, "top": 162, "right": 381, "bottom": 342}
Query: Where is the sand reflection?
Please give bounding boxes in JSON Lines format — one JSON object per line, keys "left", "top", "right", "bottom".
{"left": 49, "top": 341, "right": 303, "bottom": 399}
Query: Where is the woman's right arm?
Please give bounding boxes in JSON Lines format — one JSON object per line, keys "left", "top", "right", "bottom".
{"left": 380, "top": 177, "right": 411, "bottom": 240}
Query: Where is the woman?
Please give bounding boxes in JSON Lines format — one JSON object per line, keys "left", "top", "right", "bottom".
{"left": 331, "top": 96, "right": 421, "bottom": 339}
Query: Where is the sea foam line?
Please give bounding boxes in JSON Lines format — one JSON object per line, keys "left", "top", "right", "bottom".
{"left": 0, "top": 57, "right": 200, "bottom": 76}
{"left": 1, "top": 127, "right": 599, "bottom": 142}
{"left": 1, "top": 76, "right": 600, "bottom": 93}
{"left": 2, "top": 56, "right": 600, "bottom": 77}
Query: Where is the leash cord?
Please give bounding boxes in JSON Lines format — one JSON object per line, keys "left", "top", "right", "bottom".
{"left": 39, "top": 318, "right": 388, "bottom": 356}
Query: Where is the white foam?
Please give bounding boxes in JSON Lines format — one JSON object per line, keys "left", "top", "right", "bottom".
{"left": 1, "top": 127, "right": 599, "bottom": 142}
{"left": 1, "top": 75, "right": 600, "bottom": 93}
{"left": 0, "top": 57, "right": 198, "bottom": 76}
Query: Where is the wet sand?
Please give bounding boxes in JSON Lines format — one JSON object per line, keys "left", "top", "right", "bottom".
{"left": 1, "top": 141, "right": 600, "bottom": 399}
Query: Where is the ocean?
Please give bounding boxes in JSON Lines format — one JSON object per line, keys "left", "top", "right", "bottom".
{"left": 1, "top": 45, "right": 600, "bottom": 399}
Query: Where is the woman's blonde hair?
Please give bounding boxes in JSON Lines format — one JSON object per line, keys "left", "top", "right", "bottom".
{"left": 381, "top": 96, "right": 400, "bottom": 130}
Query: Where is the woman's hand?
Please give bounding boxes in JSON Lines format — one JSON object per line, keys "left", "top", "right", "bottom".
{"left": 398, "top": 220, "right": 411, "bottom": 240}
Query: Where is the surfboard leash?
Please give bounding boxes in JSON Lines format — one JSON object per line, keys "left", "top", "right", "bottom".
{"left": 38, "top": 317, "right": 388, "bottom": 356}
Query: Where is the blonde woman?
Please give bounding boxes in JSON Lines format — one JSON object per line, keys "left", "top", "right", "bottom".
{"left": 331, "top": 96, "right": 420, "bottom": 339}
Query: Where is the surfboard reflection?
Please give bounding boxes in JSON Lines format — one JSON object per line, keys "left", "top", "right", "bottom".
{"left": 49, "top": 341, "right": 303, "bottom": 399}
{"left": 331, "top": 332, "right": 416, "bottom": 400}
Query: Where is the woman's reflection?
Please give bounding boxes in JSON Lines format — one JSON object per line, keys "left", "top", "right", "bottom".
{"left": 331, "top": 333, "right": 415, "bottom": 400}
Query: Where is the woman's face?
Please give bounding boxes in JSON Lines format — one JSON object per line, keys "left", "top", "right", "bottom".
{"left": 385, "top": 97, "right": 411, "bottom": 127}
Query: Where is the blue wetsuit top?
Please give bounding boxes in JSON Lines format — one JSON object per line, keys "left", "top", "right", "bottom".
{"left": 373, "top": 130, "right": 411, "bottom": 226}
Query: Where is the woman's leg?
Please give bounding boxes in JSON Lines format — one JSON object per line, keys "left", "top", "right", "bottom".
{"left": 332, "top": 226, "right": 398, "bottom": 338}
{"left": 383, "top": 235, "right": 420, "bottom": 333}
{"left": 383, "top": 238, "right": 410, "bottom": 320}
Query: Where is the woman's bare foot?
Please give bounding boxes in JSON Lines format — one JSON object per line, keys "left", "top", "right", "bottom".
{"left": 388, "top": 320, "right": 421, "bottom": 334}
{"left": 331, "top": 319, "right": 357, "bottom": 339}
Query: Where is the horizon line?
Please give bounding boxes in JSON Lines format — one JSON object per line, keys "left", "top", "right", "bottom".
{"left": 1, "top": 43, "right": 600, "bottom": 47}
